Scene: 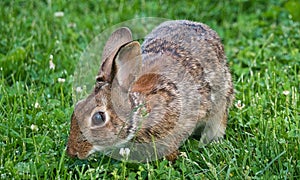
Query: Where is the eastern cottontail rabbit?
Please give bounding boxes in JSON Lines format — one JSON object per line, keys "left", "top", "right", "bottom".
{"left": 67, "top": 20, "right": 234, "bottom": 161}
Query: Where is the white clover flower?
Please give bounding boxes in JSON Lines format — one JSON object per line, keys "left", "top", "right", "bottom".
{"left": 30, "top": 124, "right": 39, "bottom": 132}
{"left": 282, "top": 90, "right": 290, "bottom": 96}
{"left": 235, "top": 100, "right": 245, "bottom": 110}
{"left": 119, "top": 148, "right": 130, "bottom": 159}
{"left": 68, "top": 23, "right": 77, "bottom": 28}
{"left": 179, "top": 152, "right": 187, "bottom": 158}
{"left": 34, "top": 102, "right": 40, "bottom": 108}
{"left": 49, "top": 55, "right": 55, "bottom": 70}
{"left": 58, "top": 78, "right": 66, "bottom": 83}
{"left": 54, "top": 11, "right": 64, "bottom": 17}
{"left": 76, "top": 86, "right": 83, "bottom": 93}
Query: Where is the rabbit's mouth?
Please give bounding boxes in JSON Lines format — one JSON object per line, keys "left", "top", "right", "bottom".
{"left": 66, "top": 139, "right": 94, "bottom": 159}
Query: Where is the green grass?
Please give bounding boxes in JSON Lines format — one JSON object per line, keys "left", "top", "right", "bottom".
{"left": 1, "top": 0, "right": 299, "bottom": 179}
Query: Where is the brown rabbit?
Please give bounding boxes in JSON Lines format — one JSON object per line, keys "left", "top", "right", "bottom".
{"left": 67, "top": 20, "right": 234, "bottom": 162}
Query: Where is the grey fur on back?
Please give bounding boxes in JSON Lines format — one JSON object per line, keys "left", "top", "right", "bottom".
{"left": 141, "top": 20, "right": 234, "bottom": 123}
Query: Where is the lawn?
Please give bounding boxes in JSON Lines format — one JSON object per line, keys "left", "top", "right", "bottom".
{"left": 0, "top": 0, "right": 299, "bottom": 179}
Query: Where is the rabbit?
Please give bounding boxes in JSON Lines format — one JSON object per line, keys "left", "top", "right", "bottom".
{"left": 66, "top": 20, "right": 234, "bottom": 162}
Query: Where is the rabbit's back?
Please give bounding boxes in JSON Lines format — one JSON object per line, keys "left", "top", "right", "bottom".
{"left": 142, "top": 20, "right": 226, "bottom": 63}
{"left": 140, "top": 20, "right": 234, "bottom": 142}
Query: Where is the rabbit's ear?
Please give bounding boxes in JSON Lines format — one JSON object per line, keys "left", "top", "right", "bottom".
{"left": 98, "top": 27, "right": 133, "bottom": 82}
{"left": 114, "top": 41, "right": 142, "bottom": 90}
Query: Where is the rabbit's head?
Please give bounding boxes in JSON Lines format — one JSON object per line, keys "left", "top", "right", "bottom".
{"left": 67, "top": 27, "right": 143, "bottom": 159}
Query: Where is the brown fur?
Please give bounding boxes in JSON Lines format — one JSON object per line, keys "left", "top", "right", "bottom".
{"left": 131, "top": 73, "right": 160, "bottom": 93}
{"left": 67, "top": 113, "right": 93, "bottom": 159}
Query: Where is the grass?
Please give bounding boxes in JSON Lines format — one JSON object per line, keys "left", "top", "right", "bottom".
{"left": 0, "top": 0, "right": 299, "bottom": 179}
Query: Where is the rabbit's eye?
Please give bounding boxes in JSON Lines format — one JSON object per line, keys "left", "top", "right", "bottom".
{"left": 92, "top": 111, "right": 105, "bottom": 126}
